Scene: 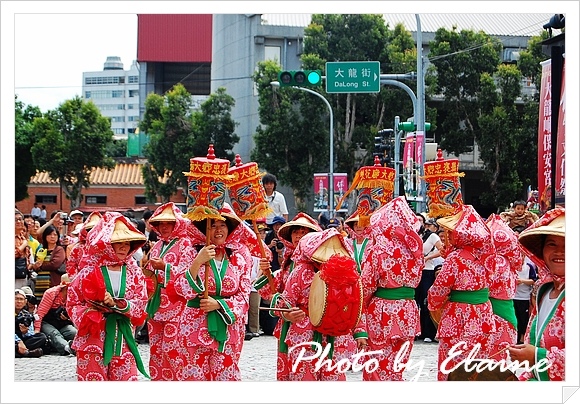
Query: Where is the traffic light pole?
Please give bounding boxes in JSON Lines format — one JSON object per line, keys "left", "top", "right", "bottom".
{"left": 271, "top": 82, "right": 335, "bottom": 218}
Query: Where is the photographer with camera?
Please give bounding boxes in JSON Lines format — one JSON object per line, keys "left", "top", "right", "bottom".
{"left": 15, "top": 289, "right": 47, "bottom": 358}
{"left": 34, "top": 273, "right": 77, "bottom": 356}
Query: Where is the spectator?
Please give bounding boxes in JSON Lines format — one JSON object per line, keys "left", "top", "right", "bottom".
{"left": 416, "top": 216, "right": 443, "bottom": 343}
{"left": 327, "top": 217, "right": 348, "bottom": 237}
{"left": 31, "top": 203, "right": 41, "bottom": 220}
{"left": 34, "top": 225, "right": 67, "bottom": 300}
{"left": 499, "top": 200, "right": 540, "bottom": 230}
{"left": 15, "top": 289, "right": 46, "bottom": 358}
{"left": 34, "top": 274, "right": 77, "bottom": 356}
{"left": 23, "top": 215, "right": 42, "bottom": 291}
{"left": 39, "top": 205, "right": 47, "bottom": 221}
{"left": 265, "top": 216, "right": 286, "bottom": 272}
{"left": 262, "top": 174, "right": 289, "bottom": 224}
{"left": 15, "top": 209, "right": 31, "bottom": 289}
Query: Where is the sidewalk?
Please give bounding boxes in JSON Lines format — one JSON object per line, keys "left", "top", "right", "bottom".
{"left": 14, "top": 336, "right": 439, "bottom": 381}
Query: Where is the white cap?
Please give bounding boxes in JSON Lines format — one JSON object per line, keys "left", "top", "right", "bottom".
{"left": 71, "top": 223, "right": 84, "bottom": 236}
{"left": 69, "top": 210, "right": 83, "bottom": 217}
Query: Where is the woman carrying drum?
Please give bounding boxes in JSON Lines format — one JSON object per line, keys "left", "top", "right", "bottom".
{"left": 254, "top": 212, "right": 321, "bottom": 380}
{"left": 273, "top": 228, "right": 364, "bottom": 381}
{"left": 508, "top": 207, "right": 565, "bottom": 381}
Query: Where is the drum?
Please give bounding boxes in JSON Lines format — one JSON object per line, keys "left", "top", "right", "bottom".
{"left": 309, "top": 272, "right": 363, "bottom": 337}
{"left": 446, "top": 360, "right": 518, "bottom": 381}
{"left": 429, "top": 309, "right": 443, "bottom": 327}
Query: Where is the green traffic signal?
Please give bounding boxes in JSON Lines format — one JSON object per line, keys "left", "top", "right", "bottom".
{"left": 278, "top": 70, "right": 322, "bottom": 87}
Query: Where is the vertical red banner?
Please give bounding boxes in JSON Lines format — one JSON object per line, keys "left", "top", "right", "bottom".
{"left": 537, "top": 60, "right": 552, "bottom": 211}
{"left": 333, "top": 173, "right": 348, "bottom": 212}
{"left": 313, "top": 173, "right": 329, "bottom": 212}
{"left": 555, "top": 60, "right": 565, "bottom": 202}
{"left": 403, "top": 133, "right": 414, "bottom": 168}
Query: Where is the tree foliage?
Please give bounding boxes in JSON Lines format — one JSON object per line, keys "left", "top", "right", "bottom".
{"left": 15, "top": 96, "right": 42, "bottom": 201}
{"left": 30, "top": 97, "right": 115, "bottom": 209}
{"left": 140, "top": 84, "right": 238, "bottom": 203}
{"left": 426, "top": 27, "right": 502, "bottom": 155}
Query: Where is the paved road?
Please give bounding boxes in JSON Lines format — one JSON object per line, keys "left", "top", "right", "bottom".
{"left": 14, "top": 336, "right": 439, "bottom": 382}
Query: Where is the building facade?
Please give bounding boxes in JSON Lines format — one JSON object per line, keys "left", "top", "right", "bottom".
{"left": 82, "top": 56, "right": 141, "bottom": 140}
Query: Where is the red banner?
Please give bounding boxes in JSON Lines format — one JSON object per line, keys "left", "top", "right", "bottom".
{"left": 537, "top": 60, "right": 552, "bottom": 211}
{"left": 555, "top": 59, "right": 565, "bottom": 202}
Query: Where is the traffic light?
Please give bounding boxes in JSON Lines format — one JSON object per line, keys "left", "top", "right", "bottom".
{"left": 373, "top": 129, "right": 393, "bottom": 167}
{"left": 398, "top": 122, "right": 431, "bottom": 132}
{"left": 278, "top": 70, "right": 322, "bottom": 88}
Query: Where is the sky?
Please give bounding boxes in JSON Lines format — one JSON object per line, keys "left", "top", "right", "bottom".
{"left": 2, "top": 1, "right": 580, "bottom": 403}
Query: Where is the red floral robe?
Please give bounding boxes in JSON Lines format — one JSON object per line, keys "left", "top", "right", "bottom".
{"left": 173, "top": 219, "right": 253, "bottom": 381}
{"left": 145, "top": 202, "right": 196, "bottom": 380}
{"left": 428, "top": 205, "right": 496, "bottom": 381}
{"left": 361, "top": 197, "right": 423, "bottom": 381}
{"left": 482, "top": 215, "right": 522, "bottom": 361}
{"left": 66, "top": 213, "right": 148, "bottom": 381}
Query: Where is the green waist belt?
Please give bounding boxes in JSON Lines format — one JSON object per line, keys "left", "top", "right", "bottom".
{"left": 489, "top": 297, "right": 518, "bottom": 330}
{"left": 375, "top": 286, "right": 415, "bottom": 300}
{"left": 187, "top": 297, "right": 227, "bottom": 352}
{"left": 449, "top": 288, "right": 489, "bottom": 304}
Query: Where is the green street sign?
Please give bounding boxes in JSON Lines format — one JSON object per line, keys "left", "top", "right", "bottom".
{"left": 325, "top": 61, "right": 380, "bottom": 93}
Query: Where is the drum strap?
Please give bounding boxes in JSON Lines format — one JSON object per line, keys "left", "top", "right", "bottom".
{"left": 449, "top": 288, "right": 489, "bottom": 304}
{"left": 375, "top": 286, "right": 415, "bottom": 300}
{"left": 489, "top": 297, "right": 517, "bottom": 330}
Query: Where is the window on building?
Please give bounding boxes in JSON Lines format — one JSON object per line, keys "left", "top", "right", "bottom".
{"left": 113, "top": 128, "right": 125, "bottom": 135}
{"left": 35, "top": 195, "right": 57, "bottom": 204}
{"left": 127, "top": 116, "right": 139, "bottom": 122}
{"left": 128, "top": 90, "right": 139, "bottom": 97}
{"left": 128, "top": 76, "right": 139, "bottom": 84}
{"left": 112, "top": 90, "right": 124, "bottom": 98}
{"left": 265, "top": 46, "right": 281, "bottom": 63}
{"left": 135, "top": 196, "right": 147, "bottom": 205}
{"left": 111, "top": 116, "right": 125, "bottom": 122}
{"left": 127, "top": 104, "right": 138, "bottom": 110}
{"left": 86, "top": 195, "right": 107, "bottom": 204}
{"left": 127, "top": 128, "right": 137, "bottom": 134}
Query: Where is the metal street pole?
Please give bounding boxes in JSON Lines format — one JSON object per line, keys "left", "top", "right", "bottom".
{"left": 394, "top": 116, "right": 401, "bottom": 197}
{"left": 271, "top": 82, "right": 335, "bottom": 217}
{"left": 416, "top": 14, "right": 427, "bottom": 213}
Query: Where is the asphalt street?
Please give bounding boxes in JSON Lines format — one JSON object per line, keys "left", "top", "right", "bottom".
{"left": 13, "top": 335, "right": 439, "bottom": 382}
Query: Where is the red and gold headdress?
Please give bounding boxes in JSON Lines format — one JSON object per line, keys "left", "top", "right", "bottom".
{"left": 336, "top": 156, "right": 395, "bottom": 227}
{"left": 182, "top": 144, "right": 233, "bottom": 222}
{"left": 422, "top": 149, "right": 464, "bottom": 219}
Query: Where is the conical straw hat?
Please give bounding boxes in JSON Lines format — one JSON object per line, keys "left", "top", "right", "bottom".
{"left": 111, "top": 219, "right": 146, "bottom": 244}
{"left": 149, "top": 205, "right": 177, "bottom": 223}
{"left": 311, "top": 235, "right": 351, "bottom": 263}
{"left": 277, "top": 214, "right": 320, "bottom": 243}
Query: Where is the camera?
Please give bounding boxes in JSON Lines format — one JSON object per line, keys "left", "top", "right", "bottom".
{"left": 16, "top": 311, "right": 34, "bottom": 328}
{"left": 55, "top": 306, "right": 70, "bottom": 320}
{"left": 26, "top": 294, "right": 39, "bottom": 306}
{"left": 60, "top": 213, "right": 68, "bottom": 221}
{"left": 276, "top": 240, "right": 284, "bottom": 250}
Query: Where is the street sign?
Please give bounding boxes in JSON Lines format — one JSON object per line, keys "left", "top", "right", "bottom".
{"left": 325, "top": 61, "right": 380, "bottom": 94}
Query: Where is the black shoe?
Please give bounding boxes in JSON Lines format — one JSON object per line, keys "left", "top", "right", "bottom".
{"left": 244, "top": 332, "right": 254, "bottom": 341}
{"left": 26, "top": 348, "right": 43, "bottom": 358}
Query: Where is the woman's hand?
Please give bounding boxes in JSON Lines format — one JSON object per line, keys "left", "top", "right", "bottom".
{"left": 149, "top": 257, "right": 165, "bottom": 271}
{"left": 282, "top": 307, "right": 305, "bottom": 323}
{"left": 189, "top": 245, "right": 216, "bottom": 278}
{"left": 199, "top": 296, "right": 221, "bottom": 312}
{"left": 103, "top": 291, "right": 116, "bottom": 308}
{"left": 356, "top": 337, "right": 368, "bottom": 351}
{"left": 507, "top": 343, "right": 536, "bottom": 365}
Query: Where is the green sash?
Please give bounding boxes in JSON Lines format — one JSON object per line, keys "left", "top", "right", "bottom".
{"left": 187, "top": 297, "right": 228, "bottom": 353}
{"left": 312, "top": 331, "right": 335, "bottom": 359}
{"left": 528, "top": 283, "right": 565, "bottom": 381}
{"left": 375, "top": 286, "right": 415, "bottom": 300}
{"left": 489, "top": 297, "right": 517, "bottom": 330}
{"left": 449, "top": 288, "right": 489, "bottom": 304}
{"left": 145, "top": 239, "right": 178, "bottom": 318}
{"left": 100, "top": 266, "right": 149, "bottom": 379}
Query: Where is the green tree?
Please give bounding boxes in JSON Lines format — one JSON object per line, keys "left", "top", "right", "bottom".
{"left": 15, "top": 96, "right": 42, "bottom": 201}
{"left": 517, "top": 30, "right": 551, "bottom": 91}
{"left": 140, "top": 84, "right": 238, "bottom": 203}
{"left": 427, "top": 27, "right": 502, "bottom": 155}
{"left": 30, "top": 97, "right": 115, "bottom": 209}
{"left": 105, "top": 138, "right": 128, "bottom": 157}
